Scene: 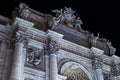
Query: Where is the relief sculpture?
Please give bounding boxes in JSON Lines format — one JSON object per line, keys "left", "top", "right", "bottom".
{"left": 26, "top": 47, "right": 42, "bottom": 66}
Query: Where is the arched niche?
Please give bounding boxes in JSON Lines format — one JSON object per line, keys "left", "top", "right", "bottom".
{"left": 60, "top": 61, "right": 93, "bottom": 80}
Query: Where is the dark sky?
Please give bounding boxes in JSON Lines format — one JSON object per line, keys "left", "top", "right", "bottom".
{"left": 0, "top": 0, "right": 120, "bottom": 56}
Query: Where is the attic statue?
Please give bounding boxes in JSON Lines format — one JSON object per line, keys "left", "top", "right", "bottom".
{"left": 74, "top": 17, "right": 83, "bottom": 32}
{"left": 52, "top": 7, "right": 76, "bottom": 28}
{"left": 50, "top": 7, "right": 87, "bottom": 32}
{"left": 107, "top": 41, "right": 116, "bottom": 56}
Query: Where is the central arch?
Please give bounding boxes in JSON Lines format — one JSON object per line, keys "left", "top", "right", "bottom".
{"left": 60, "top": 62, "right": 93, "bottom": 80}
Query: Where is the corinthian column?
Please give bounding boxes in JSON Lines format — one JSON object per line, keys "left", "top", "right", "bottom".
{"left": 49, "top": 53, "right": 58, "bottom": 80}
{"left": 44, "top": 40, "right": 60, "bottom": 80}
{"left": 10, "top": 32, "right": 27, "bottom": 80}
{"left": 45, "top": 55, "right": 49, "bottom": 80}
{"left": 92, "top": 58, "right": 104, "bottom": 80}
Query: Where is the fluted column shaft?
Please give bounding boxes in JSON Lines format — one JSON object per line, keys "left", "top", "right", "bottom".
{"left": 45, "top": 55, "right": 49, "bottom": 80}
{"left": 10, "top": 42, "right": 23, "bottom": 80}
{"left": 0, "top": 40, "right": 6, "bottom": 58}
{"left": 96, "top": 69, "right": 104, "bottom": 80}
{"left": 49, "top": 54, "right": 58, "bottom": 80}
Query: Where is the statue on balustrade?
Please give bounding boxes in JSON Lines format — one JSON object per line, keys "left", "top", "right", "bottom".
{"left": 107, "top": 40, "right": 116, "bottom": 56}
{"left": 51, "top": 7, "right": 90, "bottom": 35}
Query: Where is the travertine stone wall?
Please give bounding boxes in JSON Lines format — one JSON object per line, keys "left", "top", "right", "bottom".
{"left": 0, "top": 16, "right": 120, "bottom": 80}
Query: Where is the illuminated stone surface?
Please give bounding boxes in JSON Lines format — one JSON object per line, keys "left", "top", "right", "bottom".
{"left": 0, "top": 3, "right": 120, "bottom": 80}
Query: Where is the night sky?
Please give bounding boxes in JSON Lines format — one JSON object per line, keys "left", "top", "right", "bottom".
{"left": 0, "top": 0, "right": 120, "bottom": 56}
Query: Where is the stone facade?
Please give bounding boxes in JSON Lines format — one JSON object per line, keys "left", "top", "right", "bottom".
{"left": 0, "top": 3, "right": 120, "bottom": 80}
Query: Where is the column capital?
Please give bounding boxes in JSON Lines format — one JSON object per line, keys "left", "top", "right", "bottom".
{"left": 15, "top": 32, "right": 29, "bottom": 47}
{"left": 111, "top": 63, "right": 120, "bottom": 77}
{"left": 44, "top": 39, "right": 61, "bottom": 55}
{"left": 92, "top": 57, "right": 103, "bottom": 69}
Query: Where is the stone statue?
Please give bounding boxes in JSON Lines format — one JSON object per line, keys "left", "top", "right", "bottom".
{"left": 49, "top": 17, "right": 60, "bottom": 29}
{"left": 63, "top": 7, "right": 76, "bottom": 22}
{"left": 32, "top": 58, "right": 41, "bottom": 66}
{"left": 107, "top": 40, "right": 116, "bottom": 56}
{"left": 74, "top": 17, "right": 83, "bottom": 31}
{"left": 19, "top": 3, "right": 30, "bottom": 19}
{"left": 21, "top": 9, "right": 30, "bottom": 19}
{"left": 26, "top": 48, "right": 35, "bottom": 63}
{"left": 89, "top": 33, "right": 99, "bottom": 47}
{"left": 19, "top": 3, "right": 28, "bottom": 12}
{"left": 51, "top": 7, "right": 91, "bottom": 35}
{"left": 52, "top": 7, "right": 76, "bottom": 28}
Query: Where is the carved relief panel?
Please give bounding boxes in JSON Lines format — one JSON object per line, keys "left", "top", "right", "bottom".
{"left": 25, "top": 46, "right": 44, "bottom": 70}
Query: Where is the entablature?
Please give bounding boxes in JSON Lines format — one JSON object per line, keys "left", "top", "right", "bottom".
{"left": 11, "top": 16, "right": 120, "bottom": 68}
